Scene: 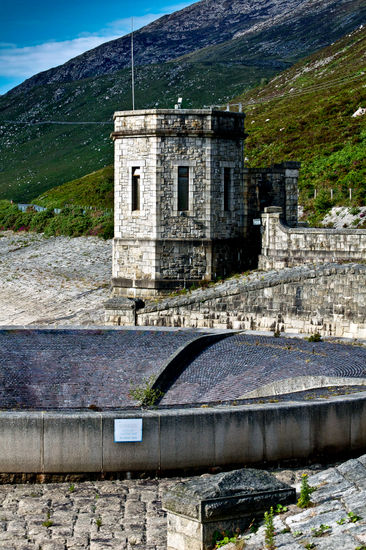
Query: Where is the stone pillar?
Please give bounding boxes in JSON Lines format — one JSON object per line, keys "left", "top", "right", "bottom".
{"left": 163, "top": 468, "right": 295, "bottom": 550}
{"left": 104, "top": 297, "right": 144, "bottom": 326}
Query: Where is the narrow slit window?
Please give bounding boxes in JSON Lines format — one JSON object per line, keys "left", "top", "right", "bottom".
{"left": 178, "top": 166, "right": 189, "bottom": 211}
{"left": 224, "top": 167, "right": 231, "bottom": 211}
{"left": 132, "top": 167, "right": 140, "bottom": 211}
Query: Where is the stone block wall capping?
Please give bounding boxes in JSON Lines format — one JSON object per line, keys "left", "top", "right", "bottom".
{"left": 163, "top": 468, "right": 296, "bottom": 550}
{"left": 104, "top": 297, "right": 144, "bottom": 325}
{"left": 138, "top": 262, "right": 366, "bottom": 314}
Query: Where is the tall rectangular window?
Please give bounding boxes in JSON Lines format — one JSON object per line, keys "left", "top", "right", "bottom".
{"left": 224, "top": 167, "right": 231, "bottom": 211}
{"left": 178, "top": 166, "right": 189, "bottom": 211}
{"left": 132, "top": 167, "right": 140, "bottom": 211}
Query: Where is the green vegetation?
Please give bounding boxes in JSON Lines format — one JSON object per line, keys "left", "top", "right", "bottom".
{"left": 347, "top": 511, "right": 362, "bottom": 523}
{"left": 42, "top": 510, "right": 53, "bottom": 528}
{"left": 95, "top": 517, "right": 102, "bottom": 528}
{"left": 128, "top": 375, "right": 164, "bottom": 407}
{"left": 275, "top": 504, "right": 288, "bottom": 514}
{"left": 264, "top": 507, "right": 276, "bottom": 549}
{"left": 0, "top": 59, "right": 268, "bottom": 203}
{"left": 307, "top": 333, "right": 322, "bottom": 343}
{"left": 311, "top": 524, "right": 331, "bottom": 537}
{"left": 0, "top": 200, "right": 113, "bottom": 239}
{"left": 213, "top": 533, "right": 240, "bottom": 548}
{"left": 1, "top": 0, "right": 364, "bottom": 204}
{"left": 297, "top": 474, "right": 316, "bottom": 508}
{"left": 42, "top": 520, "right": 53, "bottom": 528}
{"left": 34, "top": 165, "right": 114, "bottom": 209}
{"left": 234, "top": 26, "right": 366, "bottom": 222}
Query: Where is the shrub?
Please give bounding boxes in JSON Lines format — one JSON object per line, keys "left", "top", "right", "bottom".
{"left": 264, "top": 507, "right": 275, "bottom": 549}
{"left": 297, "top": 474, "right": 316, "bottom": 508}
{"left": 307, "top": 332, "right": 322, "bottom": 342}
{"left": 128, "top": 375, "right": 164, "bottom": 407}
{"left": 29, "top": 209, "right": 55, "bottom": 232}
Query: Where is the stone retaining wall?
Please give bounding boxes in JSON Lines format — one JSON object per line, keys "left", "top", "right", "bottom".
{"left": 259, "top": 207, "right": 366, "bottom": 270}
{"left": 129, "top": 263, "right": 366, "bottom": 338}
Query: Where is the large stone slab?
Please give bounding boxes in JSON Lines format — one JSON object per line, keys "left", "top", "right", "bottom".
{"left": 163, "top": 468, "right": 296, "bottom": 550}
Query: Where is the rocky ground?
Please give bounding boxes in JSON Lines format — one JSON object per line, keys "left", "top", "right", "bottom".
{"left": 0, "top": 231, "right": 111, "bottom": 326}
{"left": 240, "top": 456, "right": 366, "bottom": 550}
{"left": 322, "top": 206, "right": 366, "bottom": 229}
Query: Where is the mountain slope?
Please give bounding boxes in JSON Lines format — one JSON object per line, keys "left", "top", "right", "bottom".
{"left": 0, "top": 0, "right": 365, "bottom": 201}
{"left": 18, "top": 25, "right": 366, "bottom": 226}
{"left": 235, "top": 24, "right": 366, "bottom": 219}
{"left": 7, "top": 0, "right": 366, "bottom": 97}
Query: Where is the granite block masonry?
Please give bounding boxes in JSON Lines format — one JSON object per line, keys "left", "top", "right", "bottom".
{"left": 259, "top": 206, "right": 366, "bottom": 270}
{"left": 111, "top": 108, "right": 247, "bottom": 298}
{"left": 163, "top": 468, "right": 296, "bottom": 550}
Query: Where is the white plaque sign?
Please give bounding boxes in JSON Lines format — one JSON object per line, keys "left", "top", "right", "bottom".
{"left": 253, "top": 218, "right": 261, "bottom": 226}
{"left": 114, "top": 419, "right": 143, "bottom": 443}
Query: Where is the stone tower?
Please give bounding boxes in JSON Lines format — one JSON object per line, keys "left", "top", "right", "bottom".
{"left": 111, "top": 108, "right": 246, "bottom": 298}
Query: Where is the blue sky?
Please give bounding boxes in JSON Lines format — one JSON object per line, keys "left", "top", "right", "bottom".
{"left": 0, "top": 0, "right": 192, "bottom": 94}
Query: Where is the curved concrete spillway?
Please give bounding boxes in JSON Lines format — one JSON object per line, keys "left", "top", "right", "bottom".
{"left": 160, "top": 333, "right": 366, "bottom": 404}
{"left": 2, "top": 329, "right": 366, "bottom": 409}
{"left": 0, "top": 327, "right": 205, "bottom": 409}
{"left": 1, "top": 327, "right": 366, "bottom": 474}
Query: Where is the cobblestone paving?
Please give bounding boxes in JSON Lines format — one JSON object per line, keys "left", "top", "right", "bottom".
{"left": 0, "top": 478, "right": 175, "bottom": 550}
{"left": 162, "top": 333, "right": 366, "bottom": 404}
{"left": 241, "top": 454, "right": 366, "bottom": 550}
{"left": 0, "top": 329, "right": 201, "bottom": 409}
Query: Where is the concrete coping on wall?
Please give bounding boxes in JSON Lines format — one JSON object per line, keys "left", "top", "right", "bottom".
{"left": 139, "top": 262, "right": 366, "bottom": 313}
{"left": 262, "top": 210, "right": 366, "bottom": 235}
{"left": 241, "top": 376, "right": 366, "bottom": 399}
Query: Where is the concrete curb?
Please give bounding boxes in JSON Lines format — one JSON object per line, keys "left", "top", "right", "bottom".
{"left": 241, "top": 376, "right": 366, "bottom": 398}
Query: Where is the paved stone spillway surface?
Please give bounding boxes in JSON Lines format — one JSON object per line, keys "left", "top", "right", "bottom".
{"left": 161, "top": 333, "right": 366, "bottom": 404}
{"left": 0, "top": 329, "right": 201, "bottom": 409}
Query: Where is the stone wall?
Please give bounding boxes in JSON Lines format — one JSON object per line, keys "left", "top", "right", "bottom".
{"left": 125, "top": 263, "right": 366, "bottom": 338}
{"left": 259, "top": 207, "right": 366, "bottom": 270}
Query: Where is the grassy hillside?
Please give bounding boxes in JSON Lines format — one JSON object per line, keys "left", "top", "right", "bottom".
{"left": 28, "top": 25, "right": 366, "bottom": 227}
{"left": 34, "top": 165, "right": 114, "bottom": 209}
{"left": 0, "top": 59, "right": 275, "bottom": 203}
{"left": 235, "top": 25, "right": 366, "bottom": 221}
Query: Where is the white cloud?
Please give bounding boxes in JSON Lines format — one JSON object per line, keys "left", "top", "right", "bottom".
{"left": 0, "top": 37, "right": 120, "bottom": 79}
{"left": 0, "top": 1, "right": 193, "bottom": 90}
